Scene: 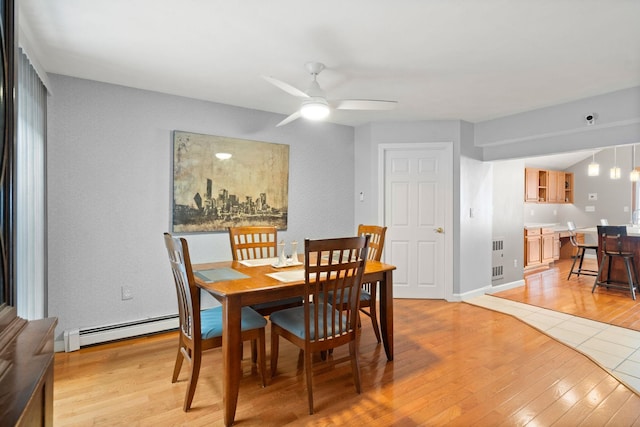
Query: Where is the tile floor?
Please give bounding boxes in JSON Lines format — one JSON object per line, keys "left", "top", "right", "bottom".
{"left": 467, "top": 294, "right": 640, "bottom": 394}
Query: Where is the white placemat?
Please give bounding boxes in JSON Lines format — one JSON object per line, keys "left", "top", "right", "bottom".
{"left": 239, "top": 257, "right": 279, "bottom": 267}
{"left": 266, "top": 269, "right": 305, "bottom": 283}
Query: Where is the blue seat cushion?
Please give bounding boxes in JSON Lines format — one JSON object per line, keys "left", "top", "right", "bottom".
{"left": 270, "top": 303, "right": 349, "bottom": 340}
{"left": 200, "top": 306, "right": 267, "bottom": 340}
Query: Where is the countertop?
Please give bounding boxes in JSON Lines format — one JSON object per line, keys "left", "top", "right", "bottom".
{"left": 524, "top": 223, "right": 568, "bottom": 232}
{"left": 524, "top": 223, "right": 640, "bottom": 236}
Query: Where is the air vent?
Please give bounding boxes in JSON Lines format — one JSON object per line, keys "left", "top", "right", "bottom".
{"left": 492, "top": 237, "right": 504, "bottom": 281}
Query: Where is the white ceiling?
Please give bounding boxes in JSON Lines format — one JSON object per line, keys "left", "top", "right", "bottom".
{"left": 19, "top": 1, "right": 640, "bottom": 128}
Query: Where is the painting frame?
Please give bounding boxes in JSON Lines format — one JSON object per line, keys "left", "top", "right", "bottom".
{"left": 171, "top": 131, "right": 289, "bottom": 233}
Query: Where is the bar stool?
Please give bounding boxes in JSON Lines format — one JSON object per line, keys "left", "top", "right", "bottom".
{"left": 592, "top": 225, "right": 638, "bottom": 300}
{"left": 566, "top": 221, "right": 598, "bottom": 279}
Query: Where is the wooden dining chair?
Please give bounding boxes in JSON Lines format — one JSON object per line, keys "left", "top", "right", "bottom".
{"left": 355, "top": 224, "right": 386, "bottom": 342}
{"left": 270, "top": 235, "right": 370, "bottom": 414}
{"left": 566, "top": 221, "right": 598, "bottom": 279}
{"left": 324, "top": 224, "right": 386, "bottom": 342}
{"left": 163, "top": 233, "right": 267, "bottom": 411}
{"left": 228, "top": 226, "right": 303, "bottom": 316}
{"left": 592, "top": 226, "right": 638, "bottom": 300}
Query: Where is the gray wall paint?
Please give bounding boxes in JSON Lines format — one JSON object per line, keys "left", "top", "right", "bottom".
{"left": 353, "top": 121, "right": 493, "bottom": 297}
{"left": 45, "top": 71, "right": 640, "bottom": 341}
{"left": 479, "top": 86, "right": 640, "bottom": 160}
{"left": 492, "top": 159, "right": 525, "bottom": 284}
{"left": 566, "top": 145, "right": 634, "bottom": 230}
{"left": 47, "top": 74, "right": 355, "bottom": 339}
{"left": 486, "top": 87, "right": 640, "bottom": 287}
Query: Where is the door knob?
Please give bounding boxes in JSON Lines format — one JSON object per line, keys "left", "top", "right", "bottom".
{"left": 435, "top": 227, "right": 444, "bottom": 234}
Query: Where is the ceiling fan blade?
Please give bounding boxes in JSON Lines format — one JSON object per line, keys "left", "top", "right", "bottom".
{"left": 276, "top": 111, "right": 301, "bottom": 127}
{"left": 333, "top": 99, "right": 397, "bottom": 111}
{"left": 262, "top": 75, "right": 309, "bottom": 98}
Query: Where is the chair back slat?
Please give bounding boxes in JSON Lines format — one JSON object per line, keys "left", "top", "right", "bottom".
{"left": 304, "top": 236, "right": 369, "bottom": 344}
{"left": 597, "top": 225, "right": 627, "bottom": 254}
{"left": 357, "top": 224, "right": 386, "bottom": 262}
{"left": 229, "top": 226, "right": 277, "bottom": 260}
{"left": 164, "top": 233, "right": 200, "bottom": 343}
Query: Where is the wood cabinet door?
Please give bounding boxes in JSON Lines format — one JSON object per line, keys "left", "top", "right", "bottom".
{"left": 542, "top": 232, "right": 555, "bottom": 263}
{"left": 556, "top": 172, "right": 565, "bottom": 203}
{"left": 526, "top": 235, "right": 542, "bottom": 265}
{"left": 525, "top": 168, "right": 539, "bottom": 202}
{"left": 548, "top": 171, "right": 559, "bottom": 203}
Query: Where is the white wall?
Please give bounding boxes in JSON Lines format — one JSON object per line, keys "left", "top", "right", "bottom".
{"left": 565, "top": 145, "right": 634, "bottom": 229}
{"left": 47, "top": 74, "right": 356, "bottom": 340}
{"left": 478, "top": 86, "right": 640, "bottom": 160}
{"left": 354, "top": 120, "right": 494, "bottom": 298}
{"left": 46, "top": 74, "right": 640, "bottom": 342}
{"left": 492, "top": 159, "right": 525, "bottom": 284}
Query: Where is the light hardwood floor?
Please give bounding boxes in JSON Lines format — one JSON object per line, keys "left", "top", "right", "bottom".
{"left": 496, "top": 258, "right": 640, "bottom": 331}
{"left": 54, "top": 261, "right": 640, "bottom": 426}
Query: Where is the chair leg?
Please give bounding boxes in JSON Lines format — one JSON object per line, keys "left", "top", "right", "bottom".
{"left": 183, "top": 347, "right": 201, "bottom": 412}
{"left": 592, "top": 254, "right": 609, "bottom": 294}
{"left": 349, "top": 339, "right": 362, "bottom": 394}
{"left": 606, "top": 255, "right": 613, "bottom": 286}
{"left": 256, "top": 331, "right": 267, "bottom": 387}
{"left": 631, "top": 259, "right": 640, "bottom": 300}
{"left": 568, "top": 247, "right": 582, "bottom": 279}
{"left": 172, "top": 338, "right": 185, "bottom": 383}
{"left": 576, "top": 248, "right": 587, "bottom": 277}
{"left": 251, "top": 340, "right": 257, "bottom": 364}
{"left": 270, "top": 330, "right": 280, "bottom": 378}
{"left": 368, "top": 284, "right": 382, "bottom": 343}
{"left": 623, "top": 258, "right": 636, "bottom": 301}
{"left": 304, "top": 349, "right": 314, "bottom": 415}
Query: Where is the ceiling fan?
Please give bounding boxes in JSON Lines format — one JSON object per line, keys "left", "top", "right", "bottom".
{"left": 263, "top": 62, "right": 398, "bottom": 127}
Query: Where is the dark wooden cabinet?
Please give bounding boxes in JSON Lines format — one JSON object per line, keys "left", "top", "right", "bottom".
{"left": 0, "top": 315, "right": 57, "bottom": 426}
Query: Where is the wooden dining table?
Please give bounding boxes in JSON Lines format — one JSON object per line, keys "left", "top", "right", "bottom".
{"left": 193, "top": 257, "right": 396, "bottom": 426}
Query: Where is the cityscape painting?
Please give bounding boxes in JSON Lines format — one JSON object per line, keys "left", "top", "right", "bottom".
{"left": 172, "top": 131, "right": 289, "bottom": 232}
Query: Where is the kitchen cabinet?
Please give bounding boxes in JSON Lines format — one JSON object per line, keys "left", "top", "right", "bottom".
{"left": 525, "top": 227, "right": 559, "bottom": 269}
{"left": 524, "top": 168, "right": 573, "bottom": 204}
{"left": 548, "top": 171, "right": 566, "bottom": 203}
{"left": 525, "top": 168, "right": 540, "bottom": 202}
{"left": 564, "top": 173, "right": 574, "bottom": 203}
{"left": 553, "top": 232, "right": 561, "bottom": 260}
{"left": 541, "top": 228, "right": 556, "bottom": 263}
{"left": 525, "top": 228, "right": 542, "bottom": 267}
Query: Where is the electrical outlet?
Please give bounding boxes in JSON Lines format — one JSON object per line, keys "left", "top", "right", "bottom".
{"left": 121, "top": 286, "right": 133, "bottom": 300}
{"left": 513, "top": 259, "right": 517, "bottom": 268}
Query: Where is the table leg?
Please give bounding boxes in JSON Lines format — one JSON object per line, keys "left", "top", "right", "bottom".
{"left": 379, "top": 269, "right": 394, "bottom": 361}
{"left": 222, "top": 296, "right": 241, "bottom": 426}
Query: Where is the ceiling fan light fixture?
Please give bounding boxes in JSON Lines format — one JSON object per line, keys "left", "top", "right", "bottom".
{"left": 300, "top": 98, "right": 330, "bottom": 121}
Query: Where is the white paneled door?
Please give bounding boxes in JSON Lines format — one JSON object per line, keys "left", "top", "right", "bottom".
{"left": 379, "top": 143, "right": 453, "bottom": 299}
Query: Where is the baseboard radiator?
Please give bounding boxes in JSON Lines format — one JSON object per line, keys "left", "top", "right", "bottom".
{"left": 64, "top": 314, "right": 179, "bottom": 352}
{"left": 492, "top": 237, "right": 505, "bottom": 281}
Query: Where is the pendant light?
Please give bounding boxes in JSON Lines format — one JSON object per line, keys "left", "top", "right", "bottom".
{"left": 631, "top": 145, "right": 639, "bottom": 182}
{"left": 610, "top": 146, "right": 621, "bottom": 180}
{"left": 587, "top": 152, "right": 600, "bottom": 176}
